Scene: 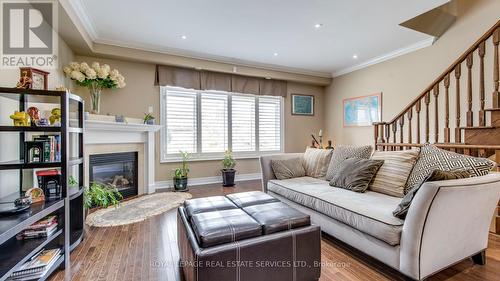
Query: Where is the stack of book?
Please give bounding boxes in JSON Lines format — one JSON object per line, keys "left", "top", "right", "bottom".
{"left": 32, "top": 135, "right": 61, "bottom": 162}
{"left": 8, "top": 248, "right": 61, "bottom": 280}
{"left": 16, "top": 216, "right": 58, "bottom": 240}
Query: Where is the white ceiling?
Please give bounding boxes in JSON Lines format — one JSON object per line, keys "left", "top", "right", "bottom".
{"left": 70, "top": 0, "right": 449, "bottom": 77}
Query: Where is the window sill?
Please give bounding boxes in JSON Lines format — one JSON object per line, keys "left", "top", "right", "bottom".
{"left": 160, "top": 152, "right": 283, "bottom": 163}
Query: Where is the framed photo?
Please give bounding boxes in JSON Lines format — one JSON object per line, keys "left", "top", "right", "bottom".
{"left": 291, "top": 94, "right": 314, "bottom": 116}
{"left": 343, "top": 93, "right": 382, "bottom": 127}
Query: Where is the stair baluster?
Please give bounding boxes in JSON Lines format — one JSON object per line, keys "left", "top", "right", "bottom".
{"left": 444, "top": 74, "right": 451, "bottom": 142}
{"left": 455, "top": 64, "right": 462, "bottom": 143}
{"left": 399, "top": 116, "right": 404, "bottom": 150}
{"left": 466, "top": 53, "right": 474, "bottom": 126}
{"left": 392, "top": 123, "right": 397, "bottom": 150}
{"left": 425, "top": 92, "right": 430, "bottom": 143}
{"left": 416, "top": 100, "right": 421, "bottom": 143}
{"left": 494, "top": 27, "right": 499, "bottom": 108}
{"left": 433, "top": 84, "right": 440, "bottom": 143}
{"left": 479, "top": 41, "right": 486, "bottom": 126}
{"left": 385, "top": 123, "right": 391, "bottom": 151}
{"left": 407, "top": 109, "right": 413, "bottom": 144}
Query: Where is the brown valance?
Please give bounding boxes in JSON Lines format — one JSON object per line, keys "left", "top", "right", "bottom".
{"left": 155, "top": 64, "right": 287, "bottom": 97}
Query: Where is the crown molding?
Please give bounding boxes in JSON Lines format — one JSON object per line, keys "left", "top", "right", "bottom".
{"left": 66, "top": 0, "right": 98, "bottom": 40}
{"left": 332, "top": 37, "right": 436, "bottom": 77}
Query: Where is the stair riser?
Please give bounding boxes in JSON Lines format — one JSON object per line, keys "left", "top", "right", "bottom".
{"left": 464, "top": 127, "right": 500, "bottom": 145}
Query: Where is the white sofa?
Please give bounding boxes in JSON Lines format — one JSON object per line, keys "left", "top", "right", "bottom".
{"left": 260, "top": 153, "right": 500, "bottom": 280}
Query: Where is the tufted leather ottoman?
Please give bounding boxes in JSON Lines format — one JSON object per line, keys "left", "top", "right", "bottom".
{"left": 177, "top": 191, "right": 321, "bottom": 281}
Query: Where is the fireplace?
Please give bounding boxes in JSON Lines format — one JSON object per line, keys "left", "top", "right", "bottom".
{"left": 89, "top": 152, "right": 138, "bottom": 199}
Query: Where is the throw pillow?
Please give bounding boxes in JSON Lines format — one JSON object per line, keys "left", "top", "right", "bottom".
{"left": 271, "top": 158, "right": 306, "bottom": 180}
{"left": 369, "top": 149, "right": 420, "bottom": 197}
{"left": 303, "top": 147, "right": 333, "bottom": 178}
{"left": 329, "top": 158, "right": 384, "bottom": 192}
{"left": 393, "top": 170, "right": 471, "bottom": 219}
{"left": 405, "top": 145, "right": 495, "bottom": 193}
{"left": 325, "top": 145, "right": 373, "bottom": 181}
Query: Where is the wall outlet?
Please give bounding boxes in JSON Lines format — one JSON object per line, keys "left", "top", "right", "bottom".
{"left": 148, "top": 106, "right": 154, "bottom": 113}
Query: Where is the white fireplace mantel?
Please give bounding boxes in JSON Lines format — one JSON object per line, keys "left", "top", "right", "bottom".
{"left": 85, "top": 120, "right": 162, "bottom": 194}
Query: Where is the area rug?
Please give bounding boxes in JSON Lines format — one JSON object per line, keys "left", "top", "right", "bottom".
{"left": 85, "top": 192, "right": 192, "bottom": 227}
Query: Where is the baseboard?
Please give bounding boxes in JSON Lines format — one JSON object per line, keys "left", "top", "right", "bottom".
{"left": 153, "top": 173, "right": 261, "bottom": 190}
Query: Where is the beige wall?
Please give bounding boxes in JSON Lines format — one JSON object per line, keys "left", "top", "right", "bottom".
{"left": 73, "top": 55, "right": 325, "bottom": 180}
{"left": 324, "top": 0, "right": 500, "bottom": 146}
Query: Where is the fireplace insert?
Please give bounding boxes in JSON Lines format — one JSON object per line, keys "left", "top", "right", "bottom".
{"left": 89, "top": 152, "right": 138, "bottom": 199}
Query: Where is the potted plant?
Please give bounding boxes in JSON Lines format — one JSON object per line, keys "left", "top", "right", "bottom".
{"left": 221, "top": 150, "right": 236, "bottom": 187}
{"left": 173, "top": 151, "right": 189, "bottom": 191}
{"left": 143, "top": 113, "right": 155, "bottom": 125}
{"left": 83, "top": 182, "right": 123, "bottom": 215}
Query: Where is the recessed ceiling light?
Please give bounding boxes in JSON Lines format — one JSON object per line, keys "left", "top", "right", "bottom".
{"left": 181, "top": 35, "right": 187, "bottom": 40}
{"left": 314, "top": 23, "right": 323, "bottom": 29}
{"left": 273, "top": 52, "right": 278, "bottom": 56}
{"left": 353, "top": 54, "right": 358, "bottom": 59}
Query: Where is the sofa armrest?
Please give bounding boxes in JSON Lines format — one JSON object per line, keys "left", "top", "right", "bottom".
{"left": 400, "top": 173, "right": 500, "bottom": 280}
{"left": 259, "top": 153, "right": 303, "bottom": 192}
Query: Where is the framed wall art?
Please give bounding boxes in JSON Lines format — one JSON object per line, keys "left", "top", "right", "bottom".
{"left": 291, "top": 94, "right": 314, "bottom": 116}
{"left": 343, "top": 93, "right": 382, "bottom": 127}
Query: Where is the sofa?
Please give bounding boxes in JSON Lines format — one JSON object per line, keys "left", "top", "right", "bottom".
{"left": 260, "top": 153, "right": 500, "bottom": 280}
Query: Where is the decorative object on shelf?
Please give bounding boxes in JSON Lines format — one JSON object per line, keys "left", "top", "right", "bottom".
{"left": 25, "top": 141, "right": 45, "bottom": 163}
{"left": 55, "top": 85, "right": 67, "bottom": 91}
{"left": 10, "top": 111, "right": 31, "bottom": 126}
{"left": 221, "top": 150, "right": 236, "bottom": 187}
{"left": 27, "top": 106, "right": 40, "bottom": 125}
{"left": 310, "top": 134, "right": 320, "bottom": 148}
{"left": 343, "top": 93, "right": 382, "bottom": 127}
{"left": 9, "top": 248, "right": 61, "bottom": 279}
{"left": 143, "top": 113, "right": 155, "bottom": 125}
{"left": 18, "top": 67, "right": 49, "bottom": 90}
{"left": 16, "top": 70, "right": 32, "bottom": 89}
{"left": 63, "top": 61, "right": 126, "bottom": 114}
{"left": 0, "top": 202, "right": 30, "bottom": 216}
{"left": 318, "top": 129, "right": 323, "bottom": 148}
{"left": 25, "top": 187, "right": 45, "bottom": 203}
{"left": 14, "top": 196, "right": 32, "bottom": 207}
{"left": 38, "top": 118, "right": 50, "bottom": 126}
{"left": 326, "top": 140, "right": 334, "bottom": 149}
{"left": 36, "top": 169, "right": 62, "bottom": 200}
{"left": 85, "top": 192, "right": 191, "bottom": 227}
{"left": 49, "top": 108, "right": 61, "bottom": 125}
{"left": 292, "top": 94, "right": 314, "bottom": 115}
{"left": 68, "top": 176, "right": 78, "bottom": 187}
{"left": 83, "top": 182, "right": 122, "bottom": 210}
{"left": 115, "top": 115, "right": 126, "bottom": 123}
{"left": 16, "top": 215, "right": 58, "bottom": 240}
{"left": 173, "top": 151, "right": 190, "bottom": 191}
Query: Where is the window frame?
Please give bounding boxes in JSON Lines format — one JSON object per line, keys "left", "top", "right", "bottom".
{"left": 160, "top": 86, "right": 284, "bottom": 162}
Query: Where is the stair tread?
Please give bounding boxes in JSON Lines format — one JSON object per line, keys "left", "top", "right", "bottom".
{"left": 459, "top": 126, "right": 496, "bottom": 130}
{"left": 485, "top": 108, "right": 500, "bottom": 111}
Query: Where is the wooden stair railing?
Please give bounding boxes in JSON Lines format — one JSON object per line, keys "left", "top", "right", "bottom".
{"left": 373, "top": 20, "right": 500, "bottom": 235}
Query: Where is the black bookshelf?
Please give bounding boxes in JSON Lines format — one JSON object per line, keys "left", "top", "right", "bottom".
{"left": 0, "top": 87, "right": 85, "bottom": 281}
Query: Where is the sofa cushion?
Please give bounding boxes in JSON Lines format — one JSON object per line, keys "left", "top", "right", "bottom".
{"left": 271, "top": 157, "right": 306, "bottom": 180}
{"left": 243, "top": 202, "right": 311, "bottom": 234}
{"left": 184, "top": 196, "right": 237, "bottom": 219}
{"left": 267, "top": 177, "right": 404, "bottom": 245}
{"left": 190, "top": 208, "right": 262, "bottom": 247}
{"left": 329, "top": 158, "right": 384, "bottom": 192}
{"left": 325, "top": 145, "right": 373, "bottom": 181}
{"left": 369, "top": 149, "right": 420, "bottom": 197}
{"left": 226, "top": 191, "right": 279, "bottom": 208}
{"left": 405, "top": 145, "right": 495, "bottom": 193}
{"left": 303, "top": 147, "right": 333, "bottom": 178}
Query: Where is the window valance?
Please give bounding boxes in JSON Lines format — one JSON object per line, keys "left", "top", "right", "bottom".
{"left": 155, "top": 65, "right": 287, "bottom": 97}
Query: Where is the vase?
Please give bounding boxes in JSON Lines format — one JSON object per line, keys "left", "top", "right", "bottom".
{"left": 89, "top": 83, "right": 102, "bottom": 114}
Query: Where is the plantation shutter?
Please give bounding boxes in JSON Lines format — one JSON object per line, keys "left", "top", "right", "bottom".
{"left": 232, "top": 95, "right": 256, "bottom": 152}
{"left": 201, "top": 93, "right": 228, "bottom": 153}
{"left": 258, "top": 97, "right": 282, "bottom": 152}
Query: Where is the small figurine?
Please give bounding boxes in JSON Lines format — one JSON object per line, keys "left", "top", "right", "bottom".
{"left": 10, "top": 111, "right": 31, "bottom": 126}
{"left": 27, "top": 107, "right": 40, "bottom": 125}
{"left": 38, "top": 118, "right": 49, "bottom": 126}
{"left": 49, "top": 108, "right": 61, "bottom": 125}
{"left": 16, "top": 70, "right": 32, "bottom": 89}
{"left": 25, "top": 187, "right": 45, "bottom": 203}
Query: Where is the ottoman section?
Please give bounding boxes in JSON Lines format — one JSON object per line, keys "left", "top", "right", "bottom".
{"left": 184, "top": 196, "right": 237, "bottom": 219}
{"left": 226, "top": 191, "right": 279, "bottom": 207}
{"left": 191, "top": 209, "right": 262, "bottom": 247}
{"left": 244, "top": 202, "right": 311, "bottom": 234}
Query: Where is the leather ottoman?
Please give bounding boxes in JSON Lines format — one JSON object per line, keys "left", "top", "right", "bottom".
{"left": 178, "top": 191, "right": 321, "bottom": 281}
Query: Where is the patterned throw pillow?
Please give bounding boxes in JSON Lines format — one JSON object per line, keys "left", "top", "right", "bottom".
{"left": 405, "top": 145, "right": 495, "bottom": 193}
{"left": 329, "top": 158, "right": 385, "bottom": 192}
{"left": 271, "top": 158, "right": 306, "bottom": 180}
{"left": 303, "top": 147, "right": 333, "bottom": 178}
{"left": 369, "top": 149, "right": 420, "bottom": 197}
{"left": 325, "top": 145, "right": 373, "bottom": 181}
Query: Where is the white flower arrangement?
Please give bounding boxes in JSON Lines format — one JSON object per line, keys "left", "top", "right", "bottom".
{"left": 63, "top": 61, "right": 126, "bottom": 89}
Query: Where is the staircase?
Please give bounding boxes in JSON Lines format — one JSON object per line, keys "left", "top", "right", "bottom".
{"left": 373, "top": 20, "right": 500, "bottom": 234}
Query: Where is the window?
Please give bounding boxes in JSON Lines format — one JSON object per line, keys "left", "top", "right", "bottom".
{"left": 160, "top": 86, "right": 283, "bottom": 161}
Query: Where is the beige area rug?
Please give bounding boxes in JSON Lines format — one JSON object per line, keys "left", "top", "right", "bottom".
{"left": 86, "top": 192, "right": 192, "bottom": 227}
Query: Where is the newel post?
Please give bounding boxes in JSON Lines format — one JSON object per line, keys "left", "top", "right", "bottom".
{"left": 373, "top": 122, "right": 386, "bottom": 151}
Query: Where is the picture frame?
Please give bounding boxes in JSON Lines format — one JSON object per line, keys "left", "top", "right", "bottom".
{"left": 291, "top": 94, "right": 314, "bottom": 116}
{"left": 343, "top": 93, "right": 382, "bottom": 127}
{"left": 19, "top": 67, "right": 49, "bottom": 90}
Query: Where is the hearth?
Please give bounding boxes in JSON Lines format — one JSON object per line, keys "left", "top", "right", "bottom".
{"left": 89, "top": 152, "right": 138, "bottom": 199}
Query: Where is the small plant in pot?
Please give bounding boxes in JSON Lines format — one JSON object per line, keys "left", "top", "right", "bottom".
{"left": 173, "top": 151, "right": 190, "bottom": 191}
{"left": 143, "top": 113, "right": 155, "bottom": 125}
{"left": 221, "top": 150, "right": 236, "bottom": 187}
{"left": 83, "top": 182, "right": 123, "bottom": 216}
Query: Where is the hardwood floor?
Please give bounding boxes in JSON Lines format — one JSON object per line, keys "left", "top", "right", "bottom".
{"left": 50, "top": 180, "right": 500, "bottom": 281}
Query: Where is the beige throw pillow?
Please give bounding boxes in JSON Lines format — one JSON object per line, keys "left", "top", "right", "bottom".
{"left": 369, "top": 149, "right": 420, "bottom": 197}
{"left": 303, "top": 147, "right": 333, "bottom": 178}
{"left": 271, "top": 158, "right": 306, "bottom": 180}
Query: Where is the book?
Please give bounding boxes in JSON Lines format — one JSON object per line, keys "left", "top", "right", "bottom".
{"left": 18, "top": 223, "right": 58, "bottom": 239}
{"left": 26, "top": 215, "right": 57, "bottom": 230}
{"left": 9, "top": 248, "right": 61, "bottom": 279}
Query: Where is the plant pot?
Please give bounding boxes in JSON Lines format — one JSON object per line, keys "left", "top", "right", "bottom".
{"left": 145, "top": 119, "right": 155, "bottom": 125}
{"left": 221, "top": 169, "right": 236, "bottom": 187}
{"left": 174, "top": 177, "right": 189, "bottom": 191}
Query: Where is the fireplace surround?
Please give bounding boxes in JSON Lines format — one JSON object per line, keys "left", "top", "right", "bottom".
{"left": 89, "top": 152, "right": 138, "bottom": 199}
